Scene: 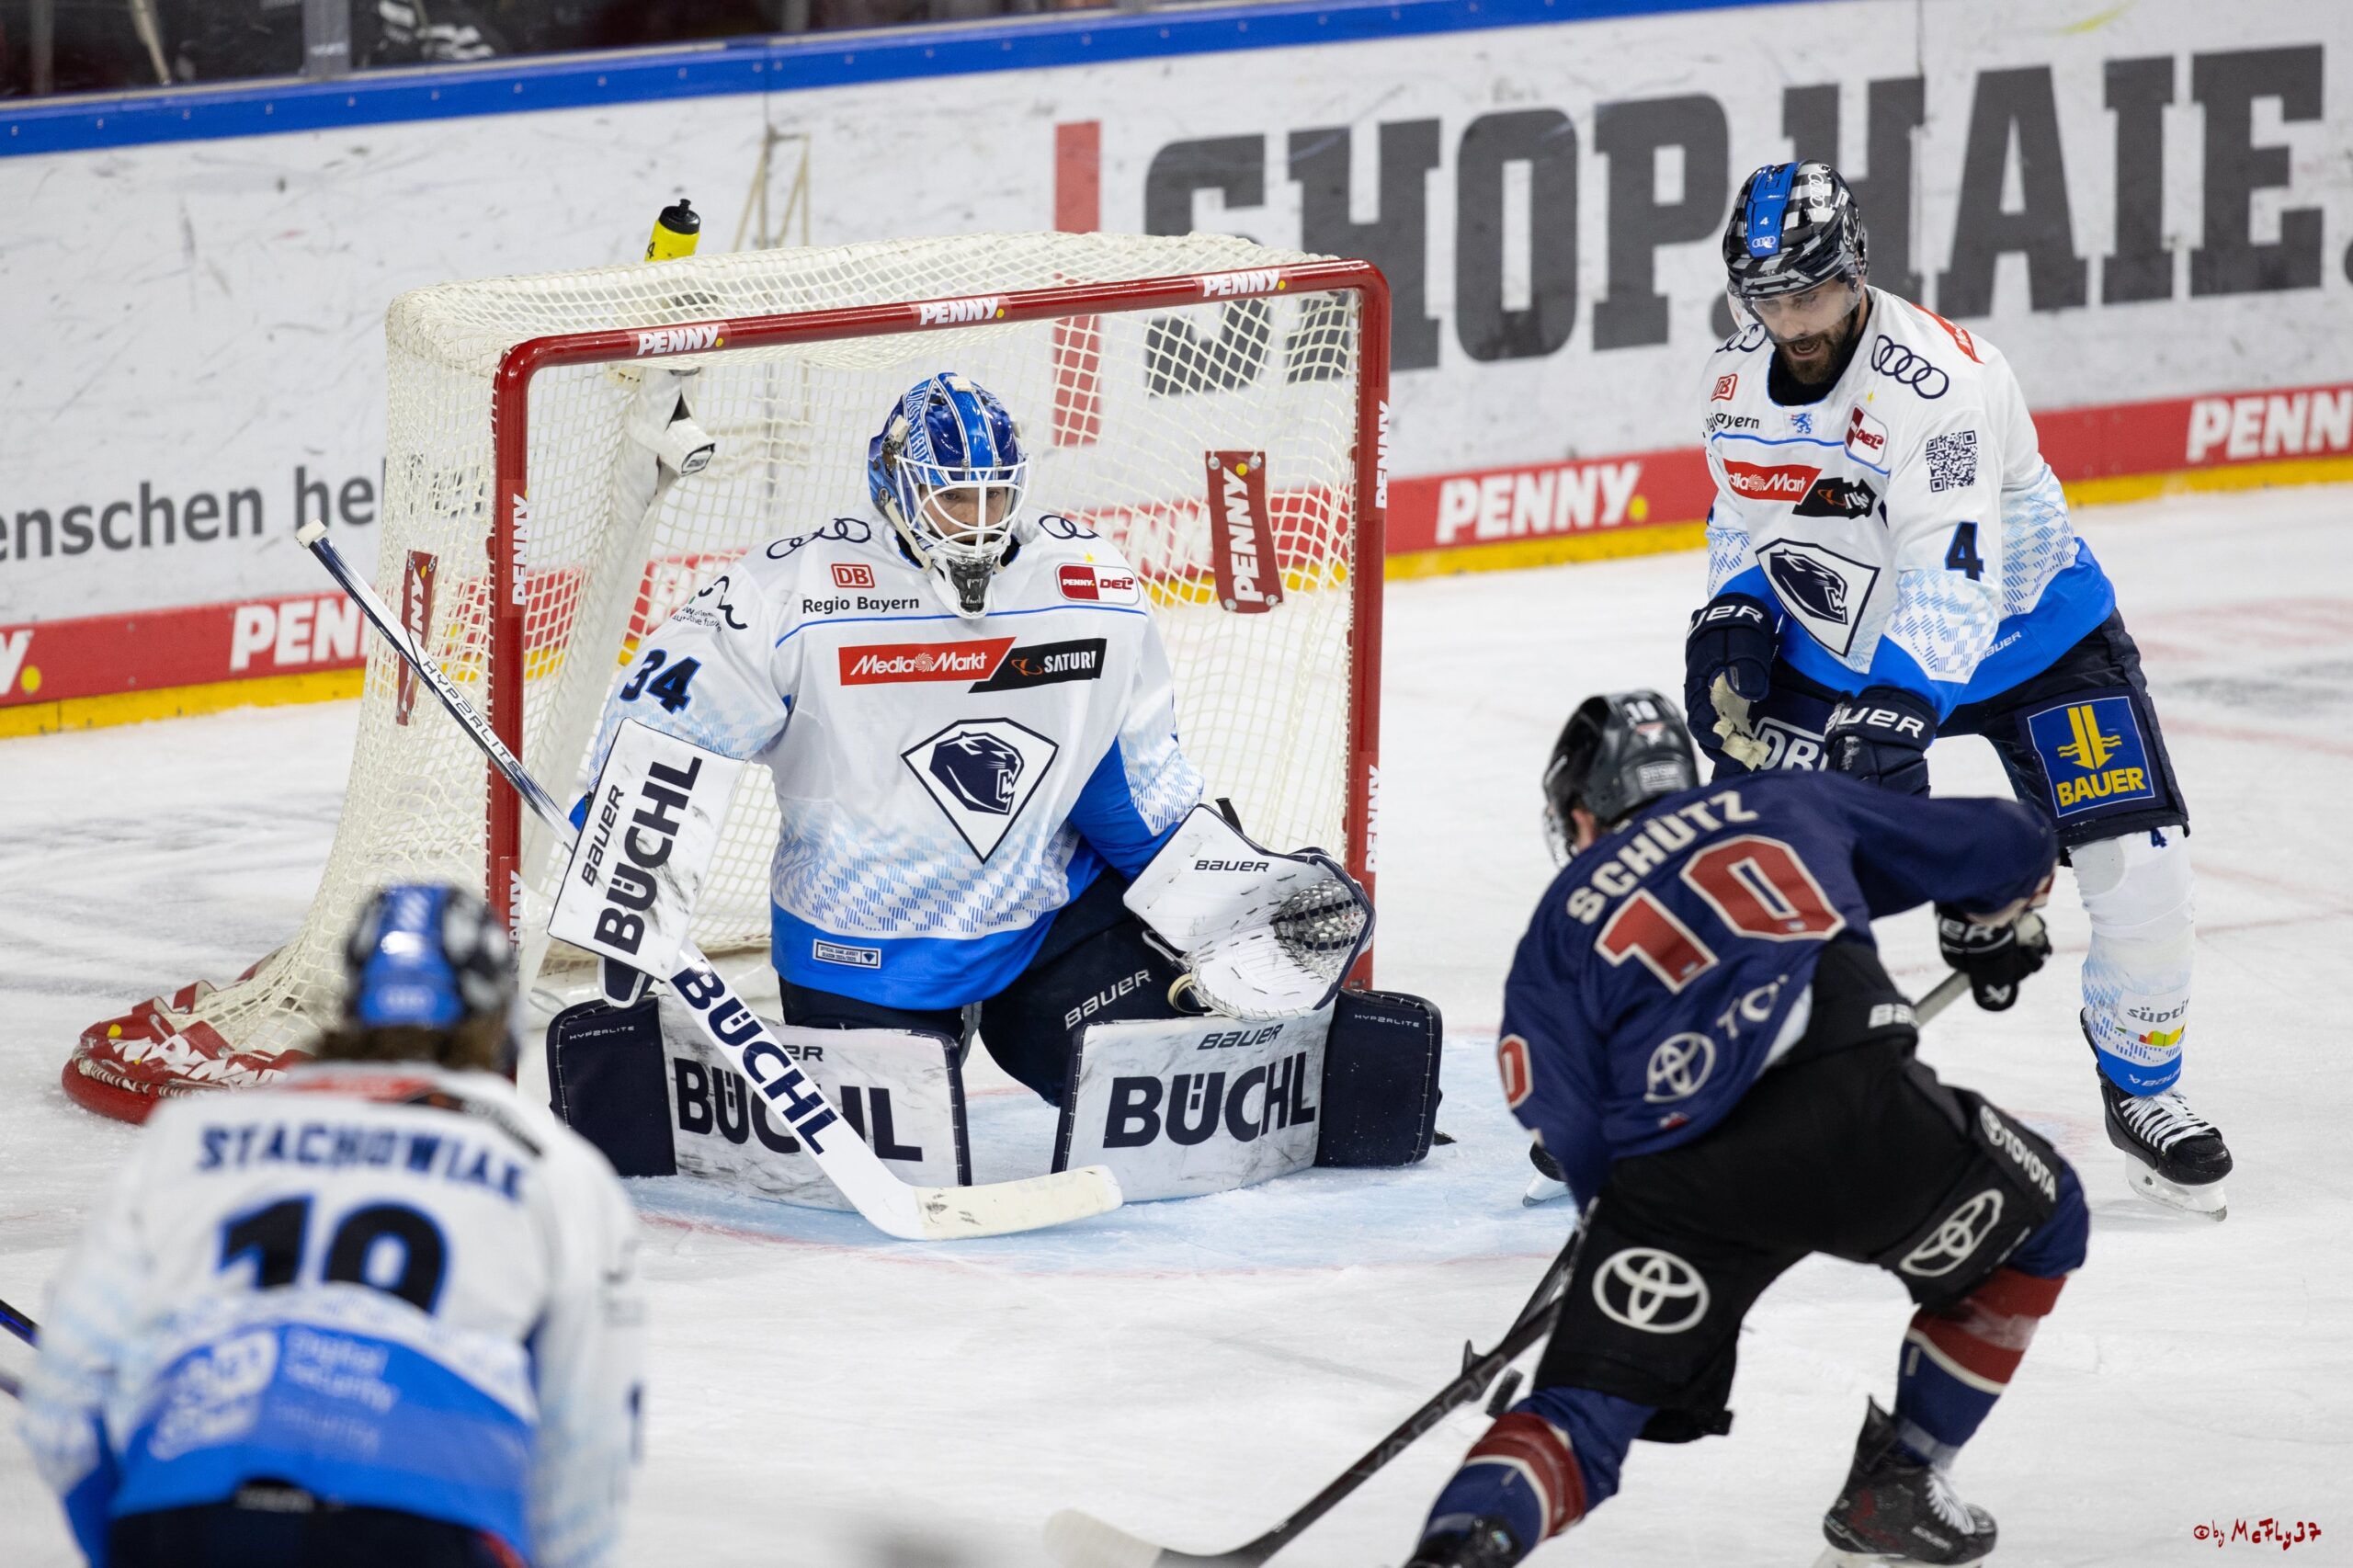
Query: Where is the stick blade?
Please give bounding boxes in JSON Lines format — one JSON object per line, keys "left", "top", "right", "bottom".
{"left": 908, "top": 1165, "right": 1124, "bottom": 1240}
{"left": 1045, "top": 1508, "right": 1168, "bottom": 1568}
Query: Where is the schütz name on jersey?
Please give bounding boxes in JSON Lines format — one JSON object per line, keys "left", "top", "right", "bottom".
{"left": 1564, "top": 790, "right": 1762, "bottom": 925}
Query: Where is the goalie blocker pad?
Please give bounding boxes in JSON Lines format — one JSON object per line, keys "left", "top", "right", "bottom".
{"left": 547, "top": 990, "right": 969, "bottom": 1211}
{"left": 1051, "top": 988, "right": 1442, "bottom": 1200}
{"left": 549, "top": 720, "right": 746, "bottom": 1007}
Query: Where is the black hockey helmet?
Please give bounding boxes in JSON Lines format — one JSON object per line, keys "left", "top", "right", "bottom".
{"left": 1542, "top": 691, "right": 1700, "bottom": 858}
{"left": 1722, "top": 162, "right": 1868, "bottom": 301}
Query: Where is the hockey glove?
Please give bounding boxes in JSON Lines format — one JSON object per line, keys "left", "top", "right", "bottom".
{"left": 1824, "top": 686, "right": 1937, "bottom": 796}
{"left": 1684, "top": 593, "right": 1777, "bottom": 765}
{"left": 1937, "top": 906, "right": 2052, "bottom": 1012}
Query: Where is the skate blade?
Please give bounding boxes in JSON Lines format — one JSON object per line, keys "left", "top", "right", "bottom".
{"left": 2121, "top": 1153, "right": 2228, "bottom": 1221}
{"left": 1812, "top": 1548, "right": 1991, "bottom": 1568}
{"left": 1523, "top": 1173, "right": 1570, "bottom": 1207}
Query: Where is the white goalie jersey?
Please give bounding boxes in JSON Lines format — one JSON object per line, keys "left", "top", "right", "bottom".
{"left": 579, "top": 512, "right": 1205, "bottom": 1010}
{"left": 17, "top": 1062, "right": 644, "bottom": 1568}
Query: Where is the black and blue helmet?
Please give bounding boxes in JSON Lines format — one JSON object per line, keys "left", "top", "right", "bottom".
{"left": 1723, "top": 162, "right": 1868, "bottom": 301}
{"left": 341, "top": 883, "right": 514, "bottom": 1032}
{"left": 867, "top": 373, "right": 1029, "bottom": 618}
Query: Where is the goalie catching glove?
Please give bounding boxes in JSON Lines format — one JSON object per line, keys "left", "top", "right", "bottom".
{"left": 1121, "top": 803, "right": 1373, "bottom": 1020}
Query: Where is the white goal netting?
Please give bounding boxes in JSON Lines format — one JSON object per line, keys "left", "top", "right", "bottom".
{"left": 75, "top": 232, "right": 1379, "bottom": 1094}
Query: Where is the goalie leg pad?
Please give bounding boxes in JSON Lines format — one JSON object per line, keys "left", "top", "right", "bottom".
{"left": 550, "top": 992, "right": 971, "bottom": 1207}
{"left": 1313, "top": 988, "right": 1444, "bottom": 1167}
{"left": 547, "top": 994, "right": 676, "bottom": 1177}
{"left": 1055, "top": 1009, "right": 1331, "bottom": 1200}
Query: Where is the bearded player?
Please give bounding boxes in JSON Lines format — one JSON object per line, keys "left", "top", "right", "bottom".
{"left": 1684, "top": 161, "right": 2227, "bottom": 1216}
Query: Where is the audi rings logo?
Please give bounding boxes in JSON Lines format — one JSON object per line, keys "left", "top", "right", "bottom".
{"left": 1898, "top": 1189, "right": 2006, "bottom": 1278}
{"left": 1870, "top": 335, "right": 1950, "bottom": 398}
{"left": 1593, "top": 1247, "right": 1711, "bottom": 1335}
{"left": 1643, "top": 1033, "right": 1717, "bottom": 1104}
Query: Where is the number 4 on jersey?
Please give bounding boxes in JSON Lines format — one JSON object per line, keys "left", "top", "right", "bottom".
{"left": 1597, "top": 835, "right": 1846, "bottom": 993}
{"left": 1945, "top": 522, "right": 1986, "bottom": 582}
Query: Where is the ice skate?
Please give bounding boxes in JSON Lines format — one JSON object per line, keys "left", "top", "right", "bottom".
{"left": 1814, "top": 1401, "right": 1996, "bottom": 1567}
{"left": 2086, "top": 1019, "right": 2231, "bottom": 1219}
{"left": 1522, "top": 1141, "right": 1569, "bottom": 1206}
{"left": 1407, "top": 1517, "right": 1524, "bottom": 1568}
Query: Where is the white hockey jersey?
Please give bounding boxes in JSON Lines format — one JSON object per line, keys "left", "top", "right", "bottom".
{"left": 18, "top": 1062, "right": 643, "bottom": 1568}
{"left": 1700, "top": 289, "right": 2115, "bottom": 715}
{"left": 579, "top": 511, "right": 1204, "bottom": 1009}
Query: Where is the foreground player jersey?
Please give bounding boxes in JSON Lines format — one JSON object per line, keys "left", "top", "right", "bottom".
{"left": 579, "top": 511, "right": 1204, "bottom": 1008}
{"left": 1499, "top": 773, "right": 2054, "bottom": 1205}
{"left": 18, "top": 1062, "right": 643, "bottom": 1568}
{"left": 1701, "top": 290, "right": 2115, "bottom": 716}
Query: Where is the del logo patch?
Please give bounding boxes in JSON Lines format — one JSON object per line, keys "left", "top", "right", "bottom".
{"left": 2027, "top": 696, "right": 2157, "bottom": 817}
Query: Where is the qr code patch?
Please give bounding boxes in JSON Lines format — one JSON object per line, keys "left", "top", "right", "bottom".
{"left": 1927, "top": 429, "right": 1979, "bottom": 493}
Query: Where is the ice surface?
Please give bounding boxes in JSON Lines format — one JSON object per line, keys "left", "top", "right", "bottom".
{"left": 2, "top": 485, "right": 2349, "bottom": 1565}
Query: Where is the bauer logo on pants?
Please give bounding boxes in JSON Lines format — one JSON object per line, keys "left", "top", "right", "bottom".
{"left": 2025, "top": 695, "right": 2157, "bottom": 818}
{"left": 1593, "top": 1247, "right": 1710, "bottom": 1334}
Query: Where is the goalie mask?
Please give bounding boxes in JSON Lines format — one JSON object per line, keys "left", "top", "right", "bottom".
{"left": 868, "top": 373, "right": 1029, "bottom": 619}
{"left": 1542, "top": 691, "right": 1699, "bottom": 862}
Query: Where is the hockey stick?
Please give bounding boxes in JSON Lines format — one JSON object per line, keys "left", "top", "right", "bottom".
{"left": 1047, "top": 968, "right": 1979, "bottom": 1567}
{"left": 1047, "top": 1221, "right": 1591, "bottom": 1568}
{"left": 300, "top": 522, "right": 1123, "bottom": 1242}
{"left": 0, "top": 1294, "right": 35, "bottom": 1348}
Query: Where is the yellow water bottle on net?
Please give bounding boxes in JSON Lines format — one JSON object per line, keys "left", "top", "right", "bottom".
{"left": 645, "top": 198, "right": 700, "bottom": 262}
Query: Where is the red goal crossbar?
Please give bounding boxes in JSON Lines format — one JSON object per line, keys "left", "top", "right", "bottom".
{"left": 485, "top": 260, "right": 1392, "bottom": 954}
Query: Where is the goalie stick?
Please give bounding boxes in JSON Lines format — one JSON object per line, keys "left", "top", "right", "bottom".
{"left": 1043, "top": 966, "right": 1979, "bottom": 1568}
{"left": 299, "top": 521, "right": 1123, "bottom": 1242}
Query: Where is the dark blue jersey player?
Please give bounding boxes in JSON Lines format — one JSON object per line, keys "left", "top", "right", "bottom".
{"left": 1408, "top": 693, "right": 2088, "bottom": 1568}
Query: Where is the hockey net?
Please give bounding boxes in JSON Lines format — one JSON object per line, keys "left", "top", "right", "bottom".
{"left": 67, "top": 232, "right": 1389, "bottom": 1123}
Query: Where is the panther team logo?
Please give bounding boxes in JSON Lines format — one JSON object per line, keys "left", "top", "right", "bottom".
{"left": 901, "top": 718, "right": 1061, "bottom": 860}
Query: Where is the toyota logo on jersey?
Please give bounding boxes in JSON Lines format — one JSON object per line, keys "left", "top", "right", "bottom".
{"left": 1870, "top": 335, "right": 1951, "bottom": 398}
{"left": 1899, "top": 1188, "right": 2006, "bottom": 1278}
{"left": 1593, "top": 1247, "right": 1711, "bottom": 1335}
{"left": 1643, "top": 1032, "right": 1717, "bottom": 1103}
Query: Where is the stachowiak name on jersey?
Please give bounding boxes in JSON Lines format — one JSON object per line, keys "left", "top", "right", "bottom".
{"left": 577, "top": 512, "right": 1203, "bottom": 1009}
{"left": 18, "top": 1062, "right": 644, "bottom": 1568}
{"left": 1701, "top": 289, "right": 2117, "bottom": 716}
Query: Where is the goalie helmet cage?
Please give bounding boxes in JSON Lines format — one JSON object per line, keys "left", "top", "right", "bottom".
{"left": 64, "top": 233, "right": 1390, "bottom": 1124}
